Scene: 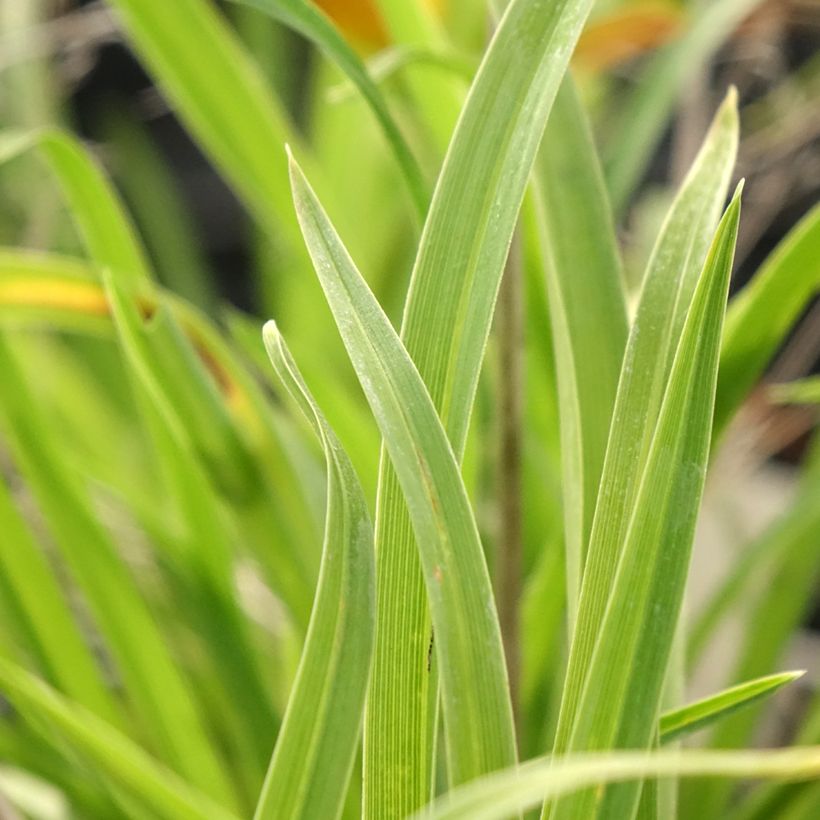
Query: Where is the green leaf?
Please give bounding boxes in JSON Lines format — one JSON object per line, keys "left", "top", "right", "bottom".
{"left": 550, "top": 184, "right": 743, "bottom": 820}
{"left": 98, "top": 104, "right": 217, "bottom": 311}
{"left": 372, "top": 0, "right": 464, "bottom": 151}
{"left": 0, "top": 333, "right": 240, "bottom": 811}
{"left": 0, "top": 129, "right": 150, "bottom": 283}
{"left": 0, "top": 659, "right": 239, "bottom": 820}
{"left": 254, "top": 323, "right": 374, "bottom": 820}
{"left": 228, "top": 0, "right": 429, "bottom": 218}
{"left": 0, "top": 250, "right": 322, "bottom": 626}
{"left": 365, "top": 0, "right": 599, "bottom": 812}
{"left": 415, "top": 747, "right": 820, "bottom": 820}
{"left": 603, "top": 0, "right": 765, "bottom": 213}
{"left": 771, "top": 377, "right": 820, "bottom": 405}
{"left": 287, "top": 153, "right": 517, "bottom": 786}
{"left": 102, "top": 0, "right": 305, "bottom": 248}
{"left": 659, "top": 671, "right": 804, "bottom": 744}
{"left": 0, "top": 478, "right": 119, "bottom": 726}
{"left": 551, "top": 89, "right": 738, "bottom": 763}
{"left": 716, "top": 204, "right": 820, "bottom": 433}
{"left": 104, "top": 274, "right": 278, "bottom": 776}
{"left": 533, "top": 75, "right": 628, "bottom": 624}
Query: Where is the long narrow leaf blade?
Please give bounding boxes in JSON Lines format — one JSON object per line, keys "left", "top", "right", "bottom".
{"left": 715, "top": 203, "right": 820, "bottom": 433}
{"left": 367, "top": 0, "right": 599, "bottom": 811}
{"left": 0, "top": 660, "right": 239, "bottom": 820}
{"left": 229, "top": 0, "right": 429, "bottom": 218}
{"left": 659, "top": 671, "right": 804, "bottom": 745}
{"left": 534, "top": 75, "right": 628, "bottom": 623}
{"left": 551, "top": 186, "right": 743, "bottom": 820}
{"left": 416, "top": 748, "right": 820, "bottom": 820}
{"left": 0, "top": 129, "right": 151, "bottom": 283}
{"left": 254, "top": 323, "right": 374, "bottom": 820}
{"left": 0, "top": 334, "right": 239, "bottom": 810}
{"left": 287, "top": 153, "right": 517, "bottom": 786}
{"left": 551, "top": 90, "right": 739, "bottom": 763}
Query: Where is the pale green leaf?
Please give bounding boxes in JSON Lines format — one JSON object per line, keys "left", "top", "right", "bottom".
{"left": 416, "top": 747, "right": 820, "bottom": 820}
{"left": 659, "top": 671, "right": 804, "bottom": 744}
{"left": 229, "top": 0, "right": 429, "bottom": 218}
{"left": 254, "top": 323, "right": 374, "bottom": 820}
{"left": 287, "top": 153, "right": 517, "bottom": 786}
{"left": 366, "top": 0, "right": 599, "bottom": 812}
{"left": 550, "top": 185, "right": 743, "bottom": 820}
{"left": 0, "top": 659, "right": 239, "bottom": 820}
{"left": 551, "top": 89, "right": 738, "bottom": 764}
{"left": 716, "top": 204, "right": 820, "bottom": 432}
{"left": 0, "top": 129, "right": 150, "bottom": 283}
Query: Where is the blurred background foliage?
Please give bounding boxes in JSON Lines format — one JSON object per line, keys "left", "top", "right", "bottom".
{"left": 0, "top": 0, "right": 818, "bottom": 818}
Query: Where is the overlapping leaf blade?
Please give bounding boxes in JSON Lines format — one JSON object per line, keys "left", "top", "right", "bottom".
{"left": 365, "top": 0, "right": 598, "bottom": 812}
{"left": 0, "top": 129, "right": 151, "bottom": 283}
{"left": 551, "top": 91, "right": 739, "bottom": 766}
{"left": 534, "top": 75, "right": 628, "bottom": 624}
{"left": 229, "top": 0, "right": 429, "bottom": 218}
{"left": 0, "top": 659, "right": 239, "bottom": 820}
{"left": 104, "top": 274, "right": 277, "bottom": 777}
{"left": 0, "top": 333, "right": 239, "bottom": 811}
{"left": 550, "top": 186, "right": 743, "bottom": 820}
{"left": 253, "top": 324, "right": 374, "bottom": 820}
{"left": 287, "top": 154, "right": 517, "bottom": 788}
{"left": 416, "top": 747, "right": 820, "bottom": 820}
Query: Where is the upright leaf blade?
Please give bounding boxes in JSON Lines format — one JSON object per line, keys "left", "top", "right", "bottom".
{"left": 716, "top": 203, "right": 820, "bottom": 434}
{"left": 551, "top": 90, "right": 738, "bottom": 764}
{"left": 366, "top": 0, "right": 598, "bottom": 812}
{"left": 253, "top": 324, "right": 374, "bottom": 820}
{"left": 534, "top": 75, "right": 628, "bottom": 624}
{"left": 551, "top": 186, "right": 743, "bottom": 820}
{"left": 287, "top": 154, "right": 517, "bottom": 786}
